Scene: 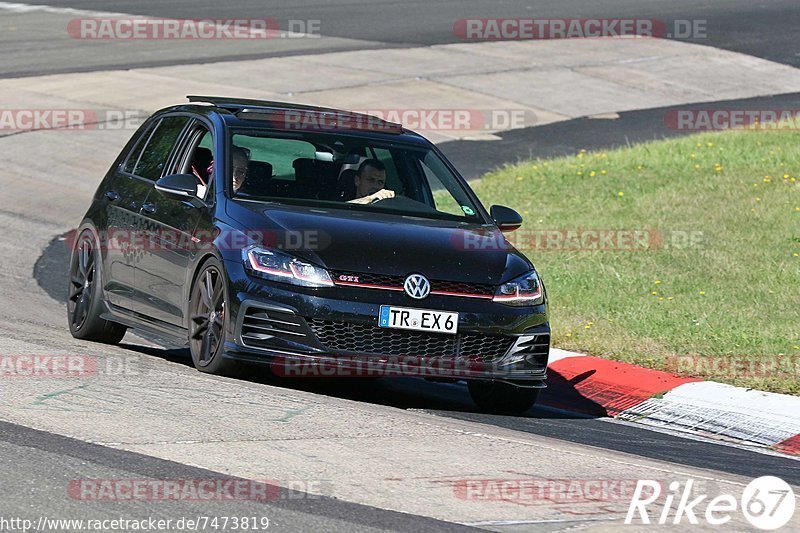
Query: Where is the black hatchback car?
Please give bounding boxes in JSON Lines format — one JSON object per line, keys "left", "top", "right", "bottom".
{"left": 68, "top": 96, "right": 550, "bottom": 413}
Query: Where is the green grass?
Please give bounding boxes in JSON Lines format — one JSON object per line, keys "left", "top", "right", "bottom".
{"left": 471, "top": 129, "right": 800, "bottom": 393}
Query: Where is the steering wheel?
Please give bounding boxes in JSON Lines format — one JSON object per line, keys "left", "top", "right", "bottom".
{"left": 370, "top": 194, "right": 441, "bottom": 214}
{"left": 370, "top": 194, "right": 407, "bottom": 205}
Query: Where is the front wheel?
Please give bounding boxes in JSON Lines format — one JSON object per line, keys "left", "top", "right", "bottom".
{"left": 188, "top": 258, "right": 238, "bottom": 375}
{"left": 468, "top": 380, "right": 540, "bottom": 415}
{"left": 67, "top": 227, "right": 127, "bottom": 343}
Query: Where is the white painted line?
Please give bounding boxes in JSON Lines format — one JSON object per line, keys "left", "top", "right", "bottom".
{"left": 462, "top": 516, "right": 619, "bottom": 526}
{"left": 600, "top": 416, "right": 800, "bottom": 461}
{"left": 548, "top": 354, "right": 800, "bottom": 454}
{"left": 547, "top": 347, "right": 586, "bottom": 363}
{"left": 618, "top": 381, "right": 800, "bottom": 447}
{"left": 0, "top": 1, "right": 131, "bottom": 17}
{"left": 0, "top": 1, "right": 318, "bottom": 39}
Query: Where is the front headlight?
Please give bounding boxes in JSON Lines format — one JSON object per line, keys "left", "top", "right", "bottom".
{"left": 493, "top": 269, "right": 543, "bottom": 305}
{"left": 243, "top": 245, "right": 333, "bottom": 287}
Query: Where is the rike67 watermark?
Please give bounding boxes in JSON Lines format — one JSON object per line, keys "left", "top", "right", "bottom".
{"left": 626, "top": 476, "right": 796, "bottom": 529}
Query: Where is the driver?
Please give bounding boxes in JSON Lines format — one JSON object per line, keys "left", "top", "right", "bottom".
{"left": 347, "top": 159, "right": 395, "bottom": 204}
{"left": 231, "top": 146, "right": 250, "bottom": 193}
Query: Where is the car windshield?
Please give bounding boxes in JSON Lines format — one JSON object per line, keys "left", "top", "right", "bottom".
{"left": 229, "top": 131, "right": 485, "bottom": 222}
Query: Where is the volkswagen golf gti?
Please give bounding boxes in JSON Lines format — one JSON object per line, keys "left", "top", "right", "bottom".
{"left": 67, "top": 96, "right": 550, "bottom": 413}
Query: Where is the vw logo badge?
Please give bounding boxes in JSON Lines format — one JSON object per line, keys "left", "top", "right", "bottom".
{"left": 404, "top": 274, "right": 430, "bottom": 299}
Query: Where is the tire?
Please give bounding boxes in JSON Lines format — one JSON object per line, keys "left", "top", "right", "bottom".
{"left": 67, "top": 227, "right": 127, "bottom": 343}
{"left": 468, "top": 380, "right": 540, "bottom": 415}
{"left": 188, "top": 257, "right": 238, "bottom": 375}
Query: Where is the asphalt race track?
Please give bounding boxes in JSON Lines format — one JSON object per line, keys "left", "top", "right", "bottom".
{"left": 8, "top": 0, "right": 800, "bottom": 74}
{"left": 29, "top": 235, "right": 800, "bottom": 487}
{"left": 3, "top": 1, "right": 800, "bottom": 531}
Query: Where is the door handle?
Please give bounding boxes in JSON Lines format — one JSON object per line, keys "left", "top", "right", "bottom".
{"left": 141, "top": 203, "right": 157, "bottom": 214}
{"left": 105, "top": 191, "right": 120, "bottom": 202}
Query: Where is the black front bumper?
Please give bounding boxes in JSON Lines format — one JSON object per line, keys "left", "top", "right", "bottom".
{"left": 222, "top": 259, "right": 550, "bottom": 384}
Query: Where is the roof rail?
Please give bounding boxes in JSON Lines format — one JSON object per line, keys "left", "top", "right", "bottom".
{"left": 188, "top": 95, "right": 343, "bottom": 113}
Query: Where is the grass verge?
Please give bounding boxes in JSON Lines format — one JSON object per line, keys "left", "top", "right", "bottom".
{"left": 471, "top": 129, "right": 800, "bottom": 393}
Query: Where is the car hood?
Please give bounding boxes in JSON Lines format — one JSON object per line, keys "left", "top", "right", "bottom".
{"left": 226, "top": 201, "right": 533, "bottom": 285}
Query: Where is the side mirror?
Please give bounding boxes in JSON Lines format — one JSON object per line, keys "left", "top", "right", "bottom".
{"left": 155, "top": 173, "right": 199, "bottom": 199}
{"left": 490, "top": 205, "right": 523, "bottom": 232}
{"left": 155, "top": 173, "right": 207, "bottom": 208}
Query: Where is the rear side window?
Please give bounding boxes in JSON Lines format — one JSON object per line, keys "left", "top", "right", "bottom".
{"left": 199, "top": 130, "right": 213, "bottom": 150}
{"left": 232, "top": 135, "right": 315, "bottom": 180}
{"left": 135, "top": 116, "right": 189, "bottom": 180}
{"left": 122, "top": 123, "right": 156, "bottom": 174}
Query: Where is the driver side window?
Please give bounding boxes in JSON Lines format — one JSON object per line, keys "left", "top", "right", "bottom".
{"left": 420, "top": 160, "right": 466, "bottom": 217}
{"left": 176, "top": 125, "right": 215, "bottom": 200}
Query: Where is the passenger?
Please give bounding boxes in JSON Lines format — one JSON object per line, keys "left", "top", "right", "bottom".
{"left": 190, "top": 148, "right": 213, "bottom": 198}
{"left": 347, "top": 159, "right": 395, "bottom": 204}
{"left": 191, "top": 161, "right": 209, "bottom": 199}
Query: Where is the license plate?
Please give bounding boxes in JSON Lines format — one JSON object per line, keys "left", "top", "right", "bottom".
{"left": 378, "top": 305, "right": 458, "bottom": 334}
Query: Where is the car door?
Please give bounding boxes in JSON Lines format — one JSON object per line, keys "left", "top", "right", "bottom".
{"left": 101, "top": 120, "right": 159, "bottom": 312}
{"left": 136, "top": 119, "right": 212, "bottom": 327}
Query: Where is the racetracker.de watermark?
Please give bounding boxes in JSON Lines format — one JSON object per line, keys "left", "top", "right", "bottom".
{"left": 0, "top": 355, "right": 96, "bottom": 378}
{"left": 263, "top": 109, "right": 535, "bottom": 131}
{"left": 665, "top": 109, "right": 800, "bottom": 131}
{"left": 65, "top": 228, "right": 329, "bottom": 253}
{"left": 453, "top": 18, "right": 707, "bottom": 40}
{"left": 665, "top": 355, "right": 800, "bottom": 380}
{"left": 271, "top": 356, "right": 495, "bottom": 378}
{"left": 0, "top": 355, "right": 142, "bottom": 378}
{"left": 450, "top": 229, "right": 707, "bottom": 252}
{"left": 68, "top": 478, "right": 327, "bottom": 501}
{"left": 1, "top": 516, "right": 270, "bottom": 532}
{"left": 67, "top": 18, "right": 321, "bottom": 39}
{"left": 0, "top": 109, "right": 145, "bottom": 132}
{"left": 452, "top": 478, "right": 640, "bottom": 505}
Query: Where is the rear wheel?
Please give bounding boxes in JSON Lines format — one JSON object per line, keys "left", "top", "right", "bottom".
{"left": 468, "top": 380, "right": 540, "bottom": 415}
{"left": 67, "top": 228, "right": 127, "bottom": 343}
{"left": 189, "top": 258, "right": 238, "bottom": 375}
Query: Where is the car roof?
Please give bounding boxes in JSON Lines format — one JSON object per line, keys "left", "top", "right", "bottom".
{"left": 152, "top": 96, "right": 431, "bottom": 146}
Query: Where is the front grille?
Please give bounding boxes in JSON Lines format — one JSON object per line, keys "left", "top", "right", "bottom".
{"left": 240, "top": 306, "right": 309, "bottom": 349}
{"left": 309, "top": 319, "right": 514, "bottom": 360}
{"left": 330, "top": 271, "right": 495, "bottom": 297}
{"left": 432, "top": 280, "right": 494, "bottom": 297}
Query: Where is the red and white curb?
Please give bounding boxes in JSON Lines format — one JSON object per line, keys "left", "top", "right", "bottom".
{"left": 539, "top": 349, "right": 800, "bottom": 457}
